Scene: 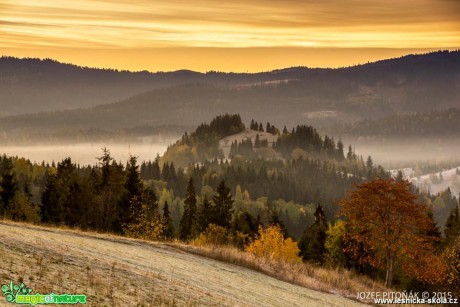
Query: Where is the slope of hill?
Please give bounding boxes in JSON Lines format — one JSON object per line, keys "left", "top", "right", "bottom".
{"left": 410, "top": 167, "right": 460, "bottom": 196}
{"left": 0, "top": 50, "right": 459, "bottom": 141}
{"left": 0, "top": 221, "right": 363, "bottom": 306}
{"left": 323, "top": 108, "right": 460, "bottom": 139}
{"left": 219, "top": 129, "right": 279, "bottom": 158}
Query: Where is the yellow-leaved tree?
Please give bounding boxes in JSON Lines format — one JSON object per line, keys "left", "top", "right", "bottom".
{"left": 245, "top": 225, "right": 301, "bottom": 263}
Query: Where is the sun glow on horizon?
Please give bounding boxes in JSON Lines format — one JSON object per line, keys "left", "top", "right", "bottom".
{"left": 1, "top": 0, "right": 459, "bottom": 71}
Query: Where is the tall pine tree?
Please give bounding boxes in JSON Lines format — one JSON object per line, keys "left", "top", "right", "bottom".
{"left": 162, "top": 201, "right": 175, "bottom": 239}
{"left": 298, "top": 204, "right": 328, "bottom": 263}
{"left": 212, "top": 180, "right": 234, "bottom": 229}
{"left": 197, "top": 195, "right": 212, "bottom": 232}
{"left": 445, "top": 205, "right": 460, "bottom": 244}
{"left": 179, "top": 177, "right": 197, "bottom": 240}
{"left": 121, "top": 156, "right": 142, "bottom": 227}
{"left": 0, "top": 157, "right": 19, "bottom": 217}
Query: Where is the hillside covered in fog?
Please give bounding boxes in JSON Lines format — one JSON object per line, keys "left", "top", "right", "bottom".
{"left": 0, "top": 50, "right": 459, "bottom": 143}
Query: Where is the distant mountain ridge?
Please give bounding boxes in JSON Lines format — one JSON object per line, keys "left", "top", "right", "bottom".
{"left": 0, "top": 50, "right": 459, "bottom": 141}
{"left": 0, "top": 56, "right": 313, "bottom": 116}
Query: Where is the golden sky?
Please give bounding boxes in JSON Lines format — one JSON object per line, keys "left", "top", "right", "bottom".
{"left": 1, "top": 0, "right": 459, "bottom": 72}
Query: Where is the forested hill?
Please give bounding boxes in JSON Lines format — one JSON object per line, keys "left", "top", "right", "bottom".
{"left": 160, "top": 114, "right": 348, "bottom": 167}
{"left": 0, "top": 50, "right": 459, "bottom": 128}
{"left": 151, "top": 114, "right": 387, "bottom": 234}
{"left": 0, "top": 57, "right": 309, "bottom": 116}
{"left": 323, "top": 108, "right": 460, "bottom": 139}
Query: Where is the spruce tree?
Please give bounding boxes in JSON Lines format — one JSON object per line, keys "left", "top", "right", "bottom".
{"left": 269, "top": 209, "right": 288, "bottom": 238}
{"left": 179, "top": 177, "right": 197, "bottom": 240}
{"left": 0, "top": 158, "right": 18, "bottom": 217}
{"left": 122, "top": 156, "right": 142, "bottom": 226}
{"left": 232, "top": 211, "right": 256, "bottom": 234}
{"left": 40, "top": 170, "right": 62, "bottom": 223}
{"left": 151, "top": 156, "right": 161, "bottom": 180}
{"left": 426, "top": 205, "right": 441, "bottom": 249}
{"left": 258, "top": 123, "right": 264, "bottom": 132}
{"left": 125, "top": 156, "right": 142, "bottom": 198}
{"left": 94, "top": 148, "right": 126, "bottom": 232}
{"left": 346, "top": 145, "right": 354, "bottom": 160}
{"left": 336, "top": 140, "right": 345, "bottom": 161}
{"left": 445, "top": 205, "right": 460, "bottom": 244}
{"left": 197, "top": 195, "right": 212, "bottom": 232}
{"left": 298, "top": 204, "right": 328, "bottom": 263}
{"left": 143, "top": 187, "right": 159, "bottom": 219}
{"left": 162, "top": 201, "right": 175, "bottom": 239}
{"left": 97, "top": 147, "right": 113, "bottom": 187}
{"left": 212, "top": 180, "right": 234, "bottom": 229}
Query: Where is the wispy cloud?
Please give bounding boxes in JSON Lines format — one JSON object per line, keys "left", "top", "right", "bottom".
{"left": 1, "top": 0, "right": 458, "bottom": 71}
{"left": 1, "top": 0, "right": 459, "bottom": 49}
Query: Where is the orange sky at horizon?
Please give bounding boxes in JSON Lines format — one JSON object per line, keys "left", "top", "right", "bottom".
{"left": 1, "top": 0, "right": 459, "bottom": 72}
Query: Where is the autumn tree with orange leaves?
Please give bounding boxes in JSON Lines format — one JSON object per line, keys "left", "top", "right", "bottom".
{"left": 339, "top": 178, "right": 446, "bottom": 287}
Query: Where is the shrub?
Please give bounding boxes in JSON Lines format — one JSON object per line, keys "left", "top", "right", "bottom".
{"left": 245, "top": 225, "right": 301, "bottom": 263}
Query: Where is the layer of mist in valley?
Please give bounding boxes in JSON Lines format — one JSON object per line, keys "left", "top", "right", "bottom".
{"left": 0, "top": 142, "right": 171, "bottom": 165}
{"left": 348, "top": 138, "right": 460, "bottom": 168}
{"left": 349, "top": 137, "right": 460, "bottom": 195}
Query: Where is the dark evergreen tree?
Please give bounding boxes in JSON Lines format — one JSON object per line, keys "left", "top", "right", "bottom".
{"left": 40, "top": 170, "right": 61, "bottom": 223}
{"left": 125, "top": 156, "right": 142, "bottom": 197}
{"left": 121, "top": 156, "right": 142, "bottom": 227}
{"left": 162, "top": 201, "right": 175, "bottom": 239}
{"left": 426, "top": 205, "right": 442, "bottom": 249}
{"left": 98, "top": 147, "right": 113, "bottom": 187}
{"left": 197, "top": 195, "right": 212, "bottom": 232}
{"left": 143, "top": 187, "right": 159, "bottom": 220}
{"left": 347, "top": 145, "right": 354, "bottom": 160}
{"left": 336, "top": 140, "right": 345, "bottom": 161}
{"left": 212, "top": 180, "right": 234, "bottom": 229}
{"left": 56, "top": 158, "right": 82, "bottom": 226}
{"left": 366, "top": 156, "right": 373, "bottom": 169}
{"left": 231, "top": 211, "right": 257, "bottom": 238}
{"left": 152, "top": 157, "right": 161, "bottom": 180}
{"left": 0, "top": 158, "right": 18, "bottom": 217}
{"left": 269, "top": 209, "right": 288, "bottom": 238}
{"left": 179, "top": 177, "right": 197, "bottom": 240}
{"left": 298, "top": 204, "right": 328, "bottom": 263}
{"left": 445, "top": 205, "right": 460, "bottom": 244}
{"left": 94, "top": 148, "right": 126, "bottom": 232}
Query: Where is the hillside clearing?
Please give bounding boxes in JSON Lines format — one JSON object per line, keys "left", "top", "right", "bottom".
{"left": 0, "top": 221, "right": 364, "bottom": 306}
{"left": 219, "top": 129, "right": 279, "bottom": 158}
